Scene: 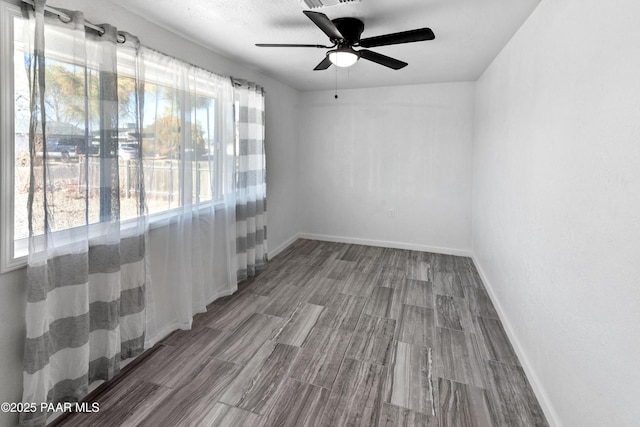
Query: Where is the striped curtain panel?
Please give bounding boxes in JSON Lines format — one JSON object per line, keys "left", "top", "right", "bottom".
{"left": 21, "top": 2, "right": 146, "bottom": 426}
{"left": 234, "top": 81, "right": 268, "bottom": 281}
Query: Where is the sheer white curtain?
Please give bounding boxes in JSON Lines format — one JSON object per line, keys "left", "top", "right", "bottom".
{"left": 140, "top": 49, "right": 237, "bottom": 339}
{"left": 20, "top": 1, "right": 242, "bottom": 423}
{"left": 21, "top": 2, "right": 146, "bottom": 426}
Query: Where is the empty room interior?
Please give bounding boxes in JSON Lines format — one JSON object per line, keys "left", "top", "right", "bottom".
{"left": 0, "top": 0, "right": 638, "bottom": 426}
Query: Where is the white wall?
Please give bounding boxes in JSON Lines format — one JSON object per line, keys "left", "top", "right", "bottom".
{"left": 0, "top": 269, "right": 27, "bottom": 427}
{"left": 298, "top": 83, "right": 475, "bottom": 254}
{"left": 472, "top": 1, "right": 640, "bottom": 426}
{"left": 0, "top": 1, "right": 300, "bottom": 426}
{"left": 264, "top": 83, "right": 302, "bottom": 254}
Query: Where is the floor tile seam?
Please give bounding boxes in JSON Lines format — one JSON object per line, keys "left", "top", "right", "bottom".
{"left": 433, "top": 373, "right": 489, "bottom": 391}
{"left": 395, "top": 337, "right": 434, "bottom": 347}
{"left": 482, "top": 357, "right": 524, "bottom": 370}
{"left": 344, "top": 355, "right": 392, "bottom": 368}
{"left": 360, "top": 311, "right": 397, "bottom": 321}
{"left": 390, "top": 339, "right": 433, "bottom": 351}
{"left": 399, "top": 302, "right": 436, "bottom": 311}
{"left": 217, "top": 400, "right": 266, "bottom": 417}
{"left": 285, "top": 370, "right": 336, "bottom": 391}
{"left": 381, "top": 397, "right": 436, "bottom": 418}
{"left": 434, "top": 323, "right": 466, "bottom": 333}
{"left": 476, "top": 345, "right": 523, "bottom": 368}
{"left": 468, "top": 309, "right": 501, "bottom": 321}
{"left": 209, "top": 307, "right": 273, "bottom": 332}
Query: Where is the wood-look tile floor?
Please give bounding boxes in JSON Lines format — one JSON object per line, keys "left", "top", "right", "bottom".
{"left": 58, "top": 239, "right": 549, "bottom": 427}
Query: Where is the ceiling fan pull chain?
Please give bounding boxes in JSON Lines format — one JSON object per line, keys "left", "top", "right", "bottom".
{"left": 335, "top": 66, "right": 339, "bottom": 99}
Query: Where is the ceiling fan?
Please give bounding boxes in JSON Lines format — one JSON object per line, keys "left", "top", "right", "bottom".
{"left": 256, "top": 11, "right": 435, "bottom": 70}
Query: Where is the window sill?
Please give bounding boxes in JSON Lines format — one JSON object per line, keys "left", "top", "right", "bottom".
{"left": 146, "top": 199, "right": 228, "bottom": 231}
{"left": 1, "top": 199, "right": 228, "bottom": 273}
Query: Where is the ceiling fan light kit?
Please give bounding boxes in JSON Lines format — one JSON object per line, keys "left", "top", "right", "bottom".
{"left": 256, "top": 10, "right": 435, "bottom": 71}
{"left": 328, "top": 47, "right": 359, "bottom": 67}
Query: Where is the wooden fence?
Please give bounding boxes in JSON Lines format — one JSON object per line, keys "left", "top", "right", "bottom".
{"left": 78, "top": 158, "right": 214, "bottom": 201}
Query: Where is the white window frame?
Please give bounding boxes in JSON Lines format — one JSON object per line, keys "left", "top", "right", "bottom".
{"left": 0, "top": 3, "right": 227, "bottom": 273}
{"left": 0, "top": 1, "right": 26, "bottom": 273}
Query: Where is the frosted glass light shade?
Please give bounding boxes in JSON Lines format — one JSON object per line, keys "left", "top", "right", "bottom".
{"left": 328, "top": 50, "right": 359, "bottom": 67}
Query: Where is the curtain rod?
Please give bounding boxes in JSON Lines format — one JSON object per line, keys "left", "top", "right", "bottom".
{"left": 20, "top": 0, "right": 126, "bottom": 43}
{"left": 20, "top": 0, "right": 265, "bottom": 93}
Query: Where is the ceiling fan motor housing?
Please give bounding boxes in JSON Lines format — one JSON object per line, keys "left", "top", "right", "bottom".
{"left": 332, "top": 17, "right": 364, "bottom": 44}
{"left": 300, "top": 0, "right": 361, "bottom": 9}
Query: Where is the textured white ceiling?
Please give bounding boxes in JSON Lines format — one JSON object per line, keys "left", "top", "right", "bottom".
{"left": 109, "top": 0, "right": 540, "bottom": 91}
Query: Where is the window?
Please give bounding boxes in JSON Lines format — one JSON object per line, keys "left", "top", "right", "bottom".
{"left": 137, "top": 79, "right": 221, "bottom": 215}
{"left": 0, "top": 4, "right": 228, "bottom": 272}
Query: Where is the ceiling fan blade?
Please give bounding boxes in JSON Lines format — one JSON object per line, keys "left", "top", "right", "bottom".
{"left": 256, "top": 43, "right": 331, "bottom": 48}
{"left": 313, "top": 55, "right": 333, "bottom": 71}
{"left": 358, "top": 49, "right": 407, "bottom": 70}
{"left": 303, "top": 10, "right": 344, "bottom": 40}
{"left": 359, "top": 28, "right": 435, "bottom": 48}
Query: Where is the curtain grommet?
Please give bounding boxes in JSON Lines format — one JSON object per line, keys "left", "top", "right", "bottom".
{"left": 57, "top": 14, "right": 72, "bottom": 24}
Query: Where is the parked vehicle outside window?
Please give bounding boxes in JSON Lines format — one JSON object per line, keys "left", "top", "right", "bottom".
{"left": 118, "top": 144, "right": 139, "bottom": 160}
{"left": 43, "top": 136, "right": 98, "bottom": 162}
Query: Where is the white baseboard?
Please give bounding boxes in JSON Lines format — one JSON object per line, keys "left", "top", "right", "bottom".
{"left": 299, "top": 233, "right": 473, "bottom": 257}
{"left": 269, "top": 233, "right": 301, "bottom": 258}
{"left": 144, "top": 285, "right": 238, "bottom": 348}
{"left": 471, "top": 255, "right": 562, "bottom": 427}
